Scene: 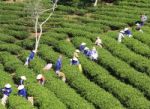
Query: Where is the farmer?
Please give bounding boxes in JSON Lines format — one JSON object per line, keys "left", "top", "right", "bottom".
{"left": 79, "top": 42, "right": 86, "bottom": 52}
{"left": 95, "top": 37, "right": 102, "bottom": 48}
{"left": 140, "top": 14, "right": 148, "bottom": 25}
{"left": 90, "top": 47, "right": 98, "bottom": 61}
{"left": 135, "top": 23, "right": 143, "bottom": 33}
{"left": 1, "top": 84, "right": 12, "bottom": 106}
{"left": 36, "top": 74, "right": 45, "bottom": 85}
{"left": 118, "top": 28, "right": 132, "bottom": 42}
{"left": 70, "top": 56, "right": 82, "bottom": 72}
{"left": 55, "top": 55, "right": 62, "bottom": 73}
{"left": 20, "top": 76, "right": 27, "bottom": 85}
{"left": 73, "top": 49, "right": 80, "bottom": 58}
{"left": 25, "top": 50, "right": 36, "bottom": 66}
{"left": 18, "top": 85, "right": 27, "bottom": 99}
{"left": 70, "top": 56, "right": 80, "bottom": 65}
{"left": 56, "top": 71, "right": 66, "bottom": 82}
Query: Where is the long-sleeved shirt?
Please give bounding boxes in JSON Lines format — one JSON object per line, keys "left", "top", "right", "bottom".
{"left": 18, "top": 88, "right": 27, "bottom": 98}
{"left": 55, "top": 58, "right": 62, "bottom": 71}
{"left": 29, "top": 51, "right": 35, "bottom": 60}
{"left": 2, "top": 88, "right": 12, "bottom": 96}
{"left": 124, "top": 30, "right": 132, "bottom": 35}
{"left": 79, "top": 45, "right": 85, "bottom": 52}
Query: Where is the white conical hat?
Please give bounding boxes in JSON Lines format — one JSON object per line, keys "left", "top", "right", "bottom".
{"left": 120, "top": 30, "right": 124, "bottom": 33}
{"left": 32, "top": 50, "right": 36, "bottom": 53}
{"left": 73, "top": 57, "right": 78, "bottom": 61}
{"left": 84, "top": 47, "right": 89, "bottom": 50}
{"left": 21, "top": 76, "right": 27, "bottom": 80}
{"left": 136, "top": 23, "right": 140, "bottom": 26}
{"left": 5, "top": 84, "right": 11, "bottom": 88}
{"left": 18, "top": 85, "right": 24, "bottom": 90}
{"left": 36, "top": 74, "right": 42, "bottom": 79}
{"left": 75, "top": 49, "right": 80, "bottom": 53}
{"left": 81, "top": 42, "right": 86, "bottom": 45}
{"left": 124, "top": 28, "right": 129, "bottom": 31}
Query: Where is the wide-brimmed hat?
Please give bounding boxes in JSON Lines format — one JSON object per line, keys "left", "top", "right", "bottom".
{"left": 21, "top": 76, "right": 27, "bottom": 80}
{"left": 84, "top": 47, "right": 89, "bottom": 50}
{"left": 36, "top": 74, "right": 42, "bottom": 79}
{"left": 73, "top": 57, "right": 78, "bottom": 61}
{"left": 18, "top": 85, "right": 24, "bottom": 90}
{"left": 5, "top": 84, "right": 11, "bottom": 88}
{"left": 75, "top": 49, "right": 80, "bottom": 53}
{"left": 81, "top": 42, "right": 86, "bottom": 45}
{"left": 136, "top": 23, "right": 140, "bottom": 26}
{"left": 124, "top": 28, "right": 129, "bottom": 31}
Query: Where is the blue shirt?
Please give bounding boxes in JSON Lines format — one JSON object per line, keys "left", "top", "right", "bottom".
{"left": 124, "top": 30, "right": 131, "bottom": 35}
{"left": 18, "top": 88, "right": 27, "bottom": 98}
{"left": 2, "top": 88, "right": 12, "bottom": 96}
{"left": 71, "top": 59, "right": 79, "bottom": 65}
{"left": 55, "top": 58, "right": 62, "bottom": 71}
{"left": 86, "top": 50, "right": 92, "bottom": 57}
{"left": 79, "top": 45, "right": 85, "bottom": 52}
{"left": 29, "top": 51, "right": 35, "bottom": 60}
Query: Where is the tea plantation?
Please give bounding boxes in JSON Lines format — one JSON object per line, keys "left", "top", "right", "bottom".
{"left": 0, "top": 0, "right": 150, "bottom": 109}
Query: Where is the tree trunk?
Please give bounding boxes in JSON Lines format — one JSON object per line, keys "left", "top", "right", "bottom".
{"left": 94, "top": 0, "right": 98, "bottom": 6}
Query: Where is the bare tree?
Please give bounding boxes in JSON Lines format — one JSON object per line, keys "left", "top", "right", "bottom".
{"left": 94, "top": 0, "right": 98, "bottom": 6}
{"left": 26, "top": 0, "right": 58, "bottom": 53}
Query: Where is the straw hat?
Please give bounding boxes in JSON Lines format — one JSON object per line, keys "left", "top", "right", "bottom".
{"left": 75, "top": 49, "right": 80, "bottom": 53}
{"left": 73, "top": 57, "right": 78, "bottom": 61}
{"left": 21, "top": 76, "right": 27, "bottom": 80}
{"left": 18, "top": 85, "right": 24, "bottom": 90}
{"left": 36, "top": 74, "right": 43, "bottom": 79}
{"left": 81, "top": 42, "right": 86, "bottom": 45}
{"left": 84, "top": 47, "right": 89, "bottom": 50}
{"left": 136, "top": 23, "right": 140, "bottom": 26}
{"left": 5, "top": 84, "right": 11, "bottom": 88}
{"left": 124, "top": 28, "right": 129, "bottom": 31}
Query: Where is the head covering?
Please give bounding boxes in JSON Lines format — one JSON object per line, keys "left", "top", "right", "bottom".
{"left": 81, "top": 42, "right": 86, "bottom": 45}
{"left": 36, "top": 74, "right": 43, "bottom": 79}
{"left": 124, "top": 28, "right": 129, "bottom": 31}
{"left": 32, "top": 50, "right": 36, "bottom": 53}
{"left": 92, "top": 47, "right": 96, "bottom": 51}
{"left": 75, "top": 49, "right": 80, "bottom": 53}
{"left": 136, "top": 23, "right": 140, "bottom": 26}
{"left": 5, "top": 84, "right": 11, "bottom": 88}
{"left": 97, "top": 37, "right": 100, "bottom": 39}
{"left": 21, "top": 76, "right": 27, "bottom": 80}
{"left": 84, "top": 47, "right": 89, "bottom": 50}
{"left": 120, "top": 30, "right": 124, "bottom": 33}
{"left": 73, "top": 57, "right": 78, "bottom": 61}
{"left": 18, "top": 85, "right": 24, "bottom": 90}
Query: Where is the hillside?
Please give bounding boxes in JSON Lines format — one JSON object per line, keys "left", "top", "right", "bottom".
{"left": 0, "top": 0, "right": 150, "bottom": 109}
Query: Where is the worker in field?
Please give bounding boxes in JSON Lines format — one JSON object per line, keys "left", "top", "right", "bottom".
{"left": 140, "top": 14, "right": 148, "bottom": 25}
{"left": 73, "top": 49, "right": 80, "bottom": 58}
{"left": 95, "top": 37, "right": 103, "bottom": 48}
{"left": 36, "top": 74, "right": 45, "bottom": 85}
{"left": 20, "top": 76, "right": 27, "bottom": 85}
{"left": 1, "top": 84, "right": 12, "bottom": 106}
{"left": 18, "top": 85, "right": 27, "bottom": 99}
{"left": 118, "top": 28, "right": 132, "bottom": 42}
{"left": 83, "top": 47, "right": 89, "bottom": 55}
{"left": 79, "top": 42, "right": 86, "bottom": 52}
{"left": 55, "top": 55, "right": 66, "bottom": 82}
{"left": 55, "top": 55, "right": 62, "bottom": 72}
{"left": 25, "top": 50, "right": 36, "bottom": 66}
{"left": 135, "top": 23, "right": 143, "bottom": 33}
{"left": 70, "top": 56, "right": 82, "bottom": 72}
{"left": 90, "top": 47, "right": 98, "bottom": 61}
{"left": 56, "top": 71, "right": 66, "bottom": 82}
{"left": 43, "top": 63, "right": 53, "bottom": 71}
